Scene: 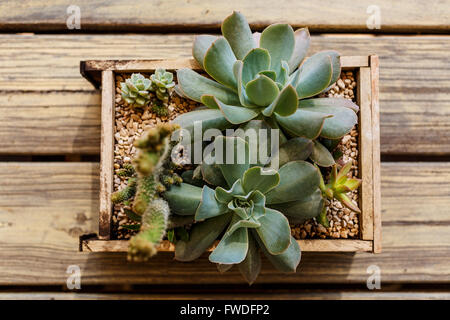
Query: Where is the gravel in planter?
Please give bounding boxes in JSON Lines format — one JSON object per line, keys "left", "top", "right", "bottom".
{"left": 112, "top": 71, "right": 360, "bottom": 240}
{"left": 112, "top": 73, "right": 199, "bottom": 240}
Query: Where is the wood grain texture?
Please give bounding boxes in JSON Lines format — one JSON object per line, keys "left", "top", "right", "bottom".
{"left": 0, "top": 0, "right": 448, "bottom": 33}
{"left": 0, "top": 162, "right": 448, "bottom": 285}
{"left": 99, "top": 71, "right": 114, "bottom": 239}
{"left": 1, "top": 291, "right": 449, "bottom": 300}
{"left": 371, "top": 56, "right": 382, "bottom": 253}
{"left": 1, "top": 34, "right": 449, "bottom": 155}
{"left": 82, "top": 239, "right": 373, "bottom": 253}
{"left": 358, "top": 67, "right": 374, "bottom": 241}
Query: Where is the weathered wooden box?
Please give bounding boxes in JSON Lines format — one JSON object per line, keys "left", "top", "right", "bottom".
{"left": 80, "top": 56, "right": 381, "bottom": 254}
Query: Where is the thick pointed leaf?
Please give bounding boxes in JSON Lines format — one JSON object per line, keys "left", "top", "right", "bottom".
{"left": 310, "top": 140, "right": 335, "bottom": 167}
{"left": 260, "top": 24, "right": 295, "bottom": 78}
{"left": 193, "top": 35, "right": 218, "bottom": 68}
{"left": 204, "top": 37, "right": 237, "bottom": 89}
{"left": 195, "top": 186, "right": 229, "bottom": 221}
{"left": 242, "top": 166, "right": 280, "bottom": 194}
{"left": 276, "top": 137, "right": 313, "bottom": 167}
{"left": 233, "top": 60, "right": 259, "bottom": 108}
{"left": 257, "top": 233, "right": 301, "bottom": 273}
{"left": 163, "top": 183, "right": 202, "bottom": 215}
{"left": 258, "top": 70, "right": 277, "bottom": 81}
{"left": 201, "top": 95, "right": 259, "bottom": 124}
{"left": 238, "top": 235, "right": 261, "bottom": 285}
{"left": 314, "top": 50, "right": 341, "bottom": 87}
{"left": 299, "top": 98, "right": 358, "bottom": 139}
{"left": 335, "top": 193, "right": 361, "bottom": 213}
{"left": 175, "top": 212, "right": 232, "bottom": 261}
{"left": 214, "top": 136, "right": 250, "bottom": 187}
{"left": 269, "top": 188, "right": 323, "bottom": 223}
{"left": 226, "top": 219, "right": 261, "bottom": 237}
{"left": 172, "top": 109, "right": 233, "bottom": 141}
{"left": 209, "top": 219, "right": 249, "bottom": 264}
{"left": 245, "top": 74, "right": 279, "bottom": 106}
{"left": 288, "top": 28, "right": 310, "bottom": 72}
{"left": 176, "top": 68, "right": 240, "bottom": 105}
{"left": 234, "top": 120, "right": 275, "bottom": 166}
{"left": 222, "top": 11, "right": 255, "bottom": 60}
{"left": 275, "top": 108, "right": 331, "bottom": 139}
{"left": 215, "top": 180, "right": 245, "bottom": 205}
{"left": 277, "top": 60, "right": 290, "bottom": 86}
{"left": 217, "top": 263, "right": 233, "bottom": 273}
{"left": 265, "top": 161, "right": 321, "bottom": 204}
{"left": 296, "top": 54, "right": 333, "bottom": 99}
{"left": 262, "top": 84, "right": 298, "bottom": 117}
{"left": 242, "top": 48, "right": 271, "bottom": 85}
{"left": 255, "top": 207, "right": 291, "bottom": 255}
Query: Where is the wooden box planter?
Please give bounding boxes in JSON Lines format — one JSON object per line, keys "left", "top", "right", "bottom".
{"left": 80, "top": 55, "right": 381, "bottom": 254}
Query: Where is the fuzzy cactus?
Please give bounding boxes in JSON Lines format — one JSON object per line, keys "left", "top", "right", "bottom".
{"left": 117, "top": 163, "right": 136, "bottom": 177}
{"left": 111, "top": 177, "right": 137, "bottom": 204}
{"left": 150, "top": 68, "right": 175, "bottom": 103}
{"left": 120, "top": 73, "right": 152, "bottom": 109}
{"left": 128, "top": 199, "right": 171, "bottom": 261}
{"left": 132, "top": 175, "right": 157, "bottom": 215}
{"left": 151, "top": 99, "right": 170, "bottom": 117}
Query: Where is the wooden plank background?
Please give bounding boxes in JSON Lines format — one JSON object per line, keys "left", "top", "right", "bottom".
{"left": 0, "top": 0, "right": 449, "bottom": 298}
{"left": 1, "top": 35, "right": 450, "bottom": 155}
{"left": 1, "top": 162, "right": 448, "bottom": 285}
{"left": 0, "top": 0, "right": 448, "bottom": 33}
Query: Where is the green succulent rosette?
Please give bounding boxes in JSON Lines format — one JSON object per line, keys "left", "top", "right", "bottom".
{"left": 174, "top": 11, "right": 359, "bottom": 159}
{"left": 121, "top": 73, "right": 152, "bottom": 109}
{"left": 162, "top": 136, "right": 324, "bottom": 283}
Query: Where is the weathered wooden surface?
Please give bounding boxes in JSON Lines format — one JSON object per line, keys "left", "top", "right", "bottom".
{"left": 1, "top": 291, "right": 449, "bottom": 300}
{"left": 1, "top": 35, "right": 449, "bottom": 155}
{"left": 0, "top": 162, "right": 448, "bottom": 285}
{"left": 0, "top": 0, "right": 448, "bottom": 33}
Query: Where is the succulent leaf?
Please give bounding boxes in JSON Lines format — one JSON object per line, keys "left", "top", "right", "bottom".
{"left": 314, "top": 50, "right": 341, "bottom": 88}
{"left": 120, "top": 73, "right": 152, "bottom": 109}
{"left": 204, "top": 37, "right": 238, "bottom": 90}
{"left": 275, "top": 108, "right": 331, "bottom": 140}
{"left": 195, "top": 185, "right": 229, "bottom": 220}
{"left": 257, "top": 233, "right": 301, "bottom": 273}
{"left": 299, "top": 98, "right": 359, "bottom": 139}
{"left": 221, "top": 11, "right": 255, "bottom": 60}
{"left": 193, "top": 35, "right": 218, "bottom": 68}
{"left": 214, "top": 136, "right": 250, "bottom": 187}
{"left": 163, "top": 183, "right": 202, "bottom": 215}
{"left": 175, "top": 212, "right": 233, "bottom": 261}
{"left": 201, "top": 95, "right": 260, "bottom": 124}
{"left": 259, "top": 23, "right": 295, "bottom": 78}
{"left": 288, "top": 28, "right": 310, "bottom": 72}
{"left": 176, "top": 68, "right": 240, "bottom": 105}
{"left": 310, "top": 140, "right": 335, "bottom": 167}
{"left": 241, "top": 166, "right": 280, "bottom": 194}
{"left": 238, "top": 235, "right": 261, "bottom": 285}
{"left": 270, "top": 188, "right": 324, "bottom": 223}
{"left": 296, "top": 53, "right": 333, "bottom": 99}
{"left": 255, "top": 207, "right": 291, "bottom": 255}
{"left": 209, "top": 216, "right": 249, "bottom": 264}
{"left": 242, "top": 48, "right": 271, "bottom": 85}
{"left": 265, "top": 161, "right": 321, "bottom": 204}
{"left": 245, "top": 74, "right": 280, "bottom": 106}
{"left": 276, "top": 137, "right": 314, "bottom": 167}
{"left": 262, "top": 84, "right": 298, "bottom": 117}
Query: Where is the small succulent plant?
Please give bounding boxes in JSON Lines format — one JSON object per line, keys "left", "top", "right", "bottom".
{"left": 121, "top": 73, "right": 152, "bottom": 109}
{"left": 174, "top": 11, "right": 359, "bottom": 146}
{"left": 162, "top": 136, "right": 323, "bottom": 283}
{"left": 151, "top": 98, "right": 170, "bottom": 118}
{"left": 150, "top": 68, "right": 175, "bottom": 103}
{"left": 317, "top": 161, "right": 361, "bottom": 226}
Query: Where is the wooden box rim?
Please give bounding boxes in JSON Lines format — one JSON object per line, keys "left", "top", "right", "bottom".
{"left": 80, "top": 55, "right": 381, "bottom": 254}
